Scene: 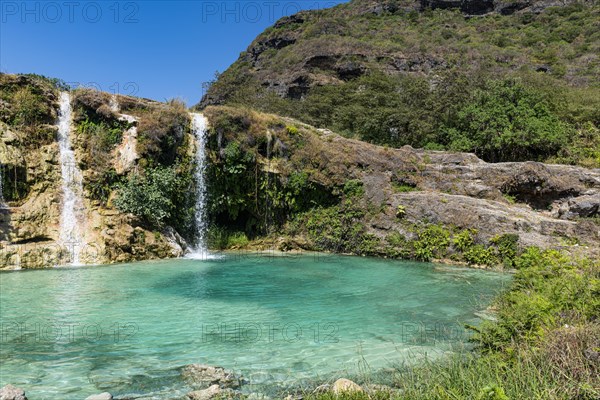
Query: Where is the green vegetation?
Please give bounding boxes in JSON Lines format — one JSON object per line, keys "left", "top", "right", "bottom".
{"left": 114, "top": 167, "right": 189, "bottom": 229}
{"left": 392, "top": 183, "right": 419, "bottom": 193}
{"left": 413, "top": 224, "right": 450, "bottom": 261}
{"left": 445, "top": 79, "right": 570, "bottom": 162}
{"left": 207, "top": 227, "right": 251, "bottom": 250}
{"left": 77, "top": 117, "right": 124, "bottom": 150}
{"left": 204, "top": 106, "right": 339, "bottom": 237}
{"left": 0, "top": 74, "right": 61, "bottom": 204}
{"left": 204, "top": 2, "right": 600, "bottom": 167}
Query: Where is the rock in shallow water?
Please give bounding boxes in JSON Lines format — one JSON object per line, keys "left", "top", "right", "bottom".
{"left": 181, "top": 364, "right": 243, "bottom": 389}
{"left": 85, "top": 393, "right": 113, "bottom": 400}
{"left": 187, "top": 384, "right": 221, "bottom": 400}
{"left": 0, "top": 384, "right": 27, "bottom": 400}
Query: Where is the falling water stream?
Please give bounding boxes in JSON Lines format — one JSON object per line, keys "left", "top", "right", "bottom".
{"left": 57, "top": 92, "right": 86, "bottom": 265}
{"left": 188, "top": 113, "right": 210, "bottom": 258}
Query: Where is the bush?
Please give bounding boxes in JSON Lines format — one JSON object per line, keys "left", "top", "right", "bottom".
{"left": 446, "top": 79, "right": 571, "bottom": 162}
{"left": 490, "top": 233, "right": 519, "bottom": 268}
{"left": 413, "top": 224, "right": 450, "bottom": 261}
{"left": 114, "top": 167, "right": 181, "bottom": 228}
{"left": 285, "top": 125, "right": 299, "bottom": 135}
{"left": 452, "top": 229, "right": 476, "bottom": 252}
{"left": 10, "top": 87, "right": 50, "bottom": 126}
{"left": 464, "top": 245, "right": 498, "bottom": 267}
{"left": 343, "top": 179, "right": 364, "bottom": 198}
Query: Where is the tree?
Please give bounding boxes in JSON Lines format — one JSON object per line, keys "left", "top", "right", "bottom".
{"left": 446, "top": 79, "right": 570, "bottom": 162}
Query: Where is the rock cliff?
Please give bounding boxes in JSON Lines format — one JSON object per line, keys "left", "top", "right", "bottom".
{"left": 2, "top": 75, "right": 599, "bottom": 269}
{"left": 1, "top": 74, "right": 191, "bottom": 269}
{"left": 202, "top": 106, "right": 600, "bottom": 262}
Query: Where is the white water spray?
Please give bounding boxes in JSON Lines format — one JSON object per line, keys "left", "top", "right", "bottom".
{"left": 188, "top": 113, "right": 210, "bottom": 259}
{"left": 57, "top": 92, "right": 86, "bottom": 265}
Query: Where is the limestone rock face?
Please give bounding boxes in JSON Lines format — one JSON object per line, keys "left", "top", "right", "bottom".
{"left": 1, "top": 76, "right": 189, "bottom": 269}
{"left": 0, "top": 384, "right": 27, "bottom": 400}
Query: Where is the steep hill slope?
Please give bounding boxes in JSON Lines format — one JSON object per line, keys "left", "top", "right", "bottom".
{"left": 198, "top": 0, "right": 599, "bottom": 165}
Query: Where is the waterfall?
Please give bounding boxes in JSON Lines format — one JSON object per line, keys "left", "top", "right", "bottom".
{"left": 0, "top": 161, "right": 5, "bottom": 208}
{"left": 57, "top": 92, "right": 85, "bottom": 265}
{"left": 188, "top": 113, "right": 210, "bottom": 259}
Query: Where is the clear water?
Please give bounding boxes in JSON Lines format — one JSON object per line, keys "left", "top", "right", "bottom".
{"left": 57, "top": 92, "right": 86, "bottom": 266}
{"left": 0, "top": 254, "right": 509, "bottom": 399}
{"left": 188, "top": 113, "right": 209, "bottom": 258}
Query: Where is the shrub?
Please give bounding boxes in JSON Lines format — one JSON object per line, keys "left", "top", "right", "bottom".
{"left": 477, "top": 384, "right": 509, "bottom": 400}
{"left": 285, "top": 125, "right": 299, "bottom": 135}
{"left": 453, "top": 229, "right": 476, "bottom": 252}
{"left": 343, "top": 179, "right": 364, "bottom": 198}
{"left": 395, "top": 205, "right": 406, "bottom": 218}
{"left": 392, "top": 182, "right": 419, "bottom": 193}
{"left": 490, "top": 233, "right": 519, "bottom": 268}
{"left": 446, "top": 79, "right": 571, "bottom": 162}
{"left": 413, "top": 224, "right": 450, "bottom": 261}
{"left": 10, "top": 87, "right": 51, "bottom": 126}
{"left": 114, "top": 167, "right": 181, "bottom": 228}
{"left": 464, "top": 245, "right": 499, "bottom": 267}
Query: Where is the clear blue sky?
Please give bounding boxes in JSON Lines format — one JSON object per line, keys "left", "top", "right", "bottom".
{"left": 1, "top": 0, "right": 347, "bottom": 105}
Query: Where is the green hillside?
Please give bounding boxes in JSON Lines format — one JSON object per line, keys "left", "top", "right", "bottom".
{"left": 199, "top": 0, "right": 599, "bottom": 166}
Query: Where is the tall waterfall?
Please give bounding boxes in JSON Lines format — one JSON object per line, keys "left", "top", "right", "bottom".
{"left": 188, "top": 113, "right": 209, "bottom": 258}
{"left": 57, "top": 92, "right": 85, "bottom": 265}
{"left": 0, "top": 162, "right": 5, "bottom": 208}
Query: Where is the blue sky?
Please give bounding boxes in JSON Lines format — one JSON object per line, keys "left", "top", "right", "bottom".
{"left": 1, "top": 0, "right": 347, "bottom": 105}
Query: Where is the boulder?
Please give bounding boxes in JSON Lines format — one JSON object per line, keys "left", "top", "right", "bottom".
{"left": 85, "top": 393, "right": 113, "bottom": 400}
{"left": 0, "top": 384, "right": 27, "bottom": 400}
{"left": 182, "top": 364, "right": 243, "bottom": 389}
{"left": 568, "top": 194, "right": 600, "bottom": 218}
{"left": 187, "top": 384, "right": 221, "bottom": 400}
{"left": 332, "top": 378, "right": 363, "bottom": 394}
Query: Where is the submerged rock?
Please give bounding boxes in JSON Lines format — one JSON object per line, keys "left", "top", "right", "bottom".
{"left": 181, "top": 364, "right": 243, "bottom": 389}
{"left": 186, "top": 384, "right": 221, "bottom": 400}
{"left": 0, "top": 384, "right": 27, "bottom": 400}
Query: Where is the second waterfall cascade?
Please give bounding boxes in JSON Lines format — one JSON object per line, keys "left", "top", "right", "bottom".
{"left": 188, "top": 113, "right": 211, "bottom": 259}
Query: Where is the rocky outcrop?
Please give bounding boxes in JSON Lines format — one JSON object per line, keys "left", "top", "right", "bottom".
{"left": 181, "top": 364, "right": 244, "bottom": 390}
{"left": 186, "top": 384, "right": 223, "bottom": 400}
{"left": 203, "top": 106, "right": 600, "bottom": 261}
{"left": 0, "top": 384, "right": 27, "bottom": 400}
{"left": 308, "top": 129, "right": 600, "bottom": 254}
{"left": 1, "top": 75, "right": 190, "bottom": 269}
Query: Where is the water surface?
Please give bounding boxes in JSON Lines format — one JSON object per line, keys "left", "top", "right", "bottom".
{"left": 0, "top": 253, "right": 509, "bottom": 399}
